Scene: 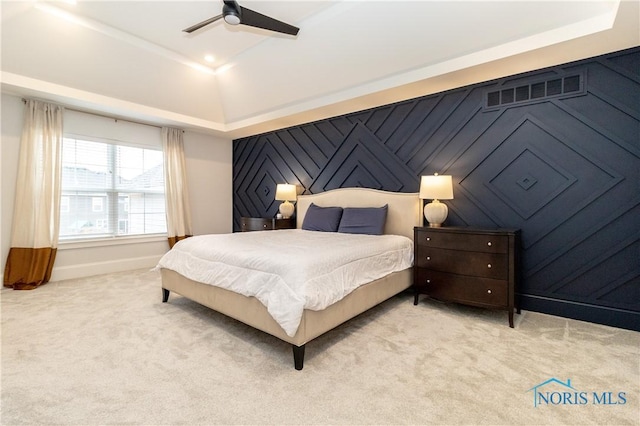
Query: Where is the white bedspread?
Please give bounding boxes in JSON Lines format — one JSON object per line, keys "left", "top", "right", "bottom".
{"left": 156, "top": 229, "right": 413, "bottom": 337}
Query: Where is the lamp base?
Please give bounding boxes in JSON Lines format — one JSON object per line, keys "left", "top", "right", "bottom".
{"left": 424, "top": 199, "right": 448, "bottom": 227}
{"left": 279, "top": 200, "right": 295, "bottom": 219}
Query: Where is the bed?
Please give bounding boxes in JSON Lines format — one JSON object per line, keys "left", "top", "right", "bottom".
{"left": 158, "top": 188, "right": 421, "bottom": 370}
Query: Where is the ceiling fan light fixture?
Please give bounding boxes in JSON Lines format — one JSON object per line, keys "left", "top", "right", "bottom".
{"left": 224, "top": 13, "right": 241, "bottom": 25}
{"left": 222, "top": 3, "right": 241, "bottom": 25}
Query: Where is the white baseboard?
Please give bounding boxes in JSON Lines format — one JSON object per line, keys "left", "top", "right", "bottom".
{"left": 50, "top": 255, "right": 162, "bottom": 282}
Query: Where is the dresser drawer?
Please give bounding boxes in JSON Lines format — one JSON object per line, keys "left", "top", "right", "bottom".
{"left": 415, "top": 229, "right": 508, "bottom": 253}
{"left": 415, "top": 247, "right": 508, "bottom": 279}
{"left": 241, "top": 217, "right": 273, "bottom": 231}
{"left": 241, "top": 217, "right": 295, "bottom": 232}
{"left": 273, "top": 218, "right": 295, "bottom": 230}
{"left": 415, "top": 269, "right": 508, "bottom": 308}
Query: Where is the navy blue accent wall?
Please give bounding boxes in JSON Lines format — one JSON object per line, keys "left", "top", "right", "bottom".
{"left": 233, "top": 47, "right": 640, "bottom": 331}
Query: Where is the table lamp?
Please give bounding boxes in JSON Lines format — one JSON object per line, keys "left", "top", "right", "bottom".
{"left": 419, "top": 174, "right": 453, "bottom": 227}
{"left": 275, "top": 184, "right": 297, "bottom": 219}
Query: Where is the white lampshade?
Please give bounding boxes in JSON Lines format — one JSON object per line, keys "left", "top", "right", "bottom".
{"left": 419, "top": 174, "right": 454, "bottom": 227}
{"left": 275, "top": 184, "right": 297, "bottom": 201}
{"left": 275, "top": 184, "right": 297, "bottom": 219}
{"left": 419, "top": 174, "right": 453, "bottom": 200}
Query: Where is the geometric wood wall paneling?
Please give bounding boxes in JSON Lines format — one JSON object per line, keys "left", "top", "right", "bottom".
{"left": 309, "top": 122, "right": 418, "bottom": 193}
{"left": 233, "top": 47, "right": 640, "bottom": 330}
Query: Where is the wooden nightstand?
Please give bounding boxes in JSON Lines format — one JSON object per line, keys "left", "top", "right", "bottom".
{"left": 413, "top": 226, "right": 520, "bottom": 327}
{"left": 241, "top": 217, "right": 295, "bottom": 232}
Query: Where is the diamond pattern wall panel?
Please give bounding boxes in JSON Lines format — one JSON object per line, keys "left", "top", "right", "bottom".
{"left": 233, "top": 48, "right": 640, "bottom": 330}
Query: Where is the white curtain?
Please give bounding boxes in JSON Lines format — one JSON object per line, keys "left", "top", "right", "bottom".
{"left": 4, "top": 99, "right": 64, "bottom": 289}
{"left": 162, "top": 127, "right": 193, "bottom": 248}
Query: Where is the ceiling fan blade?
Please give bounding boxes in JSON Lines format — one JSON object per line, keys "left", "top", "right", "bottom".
{"left": 239, "top": 6, "right": 299, "bottom": 36}
{"left": 182, "top": 14, "right": 223, "bottom": 33}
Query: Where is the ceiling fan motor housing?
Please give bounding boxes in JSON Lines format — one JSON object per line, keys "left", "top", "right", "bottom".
{"left": 223, "top": 2, "right": 241, "bottom": 25}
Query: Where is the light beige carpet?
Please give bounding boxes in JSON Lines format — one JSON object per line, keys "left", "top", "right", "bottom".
{"left": 1, "top": 269, "right": 638, "bottom": 425}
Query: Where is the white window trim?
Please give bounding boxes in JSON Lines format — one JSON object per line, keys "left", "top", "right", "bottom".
{"left": 58, "top": 233, "right": 168, "bottom": 250}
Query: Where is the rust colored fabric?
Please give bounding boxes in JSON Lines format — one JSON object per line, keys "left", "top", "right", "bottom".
{"left": 3, "top": 247, "right": 57, "bottom": 290}
{"left": 168, "top": 235, "right": 191, "bottom": 249}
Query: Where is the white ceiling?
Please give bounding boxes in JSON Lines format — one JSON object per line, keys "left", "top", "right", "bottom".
{"left": 1, "top": 1, "right": 639, "bottom": 138}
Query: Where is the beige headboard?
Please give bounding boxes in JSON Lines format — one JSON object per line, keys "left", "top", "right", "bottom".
{"left": 296, "top": 188, "right": 421, "bottom": 241}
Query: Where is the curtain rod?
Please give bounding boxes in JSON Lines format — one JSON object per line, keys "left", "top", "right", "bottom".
{"left": 21, "top": 98, "right": 184, "bottom": 132}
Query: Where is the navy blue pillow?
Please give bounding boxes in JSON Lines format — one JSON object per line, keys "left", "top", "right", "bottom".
{"left": 301, "top": 203, "right": 343, "bottom": 232}
{"left": 338, "top": 205, "right": 388, "bottom": 235}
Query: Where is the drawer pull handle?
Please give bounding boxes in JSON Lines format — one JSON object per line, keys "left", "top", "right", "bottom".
{"left": 426, "top": 279, "right": 430, "bottom": 284}
{"left": 487, "top": 264, "right": 492, "bottom": 269}
{"left": 487, "top": 241, "right": 492, "bottom": 247}
{"left": 426, "top": 237, "right": 431, "bottom": 241}
{"left": 426, "top": 256, "right": 431, "bottom": 261}
{"left": 487, "top": 289, "right": 492, "bottom": 294}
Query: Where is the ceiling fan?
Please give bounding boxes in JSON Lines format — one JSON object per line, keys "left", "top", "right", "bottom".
{"left": 183, "top": 0, "right": 300, "bottom": 36}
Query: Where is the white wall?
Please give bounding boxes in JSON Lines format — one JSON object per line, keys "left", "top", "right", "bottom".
{"left": 0, "top": 93, "right": 233, "bottom": 282}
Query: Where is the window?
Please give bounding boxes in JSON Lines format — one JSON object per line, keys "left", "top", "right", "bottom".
{"left": 60, "top": 196, "right": 70, "bottom": 213}
{"left": 92, "top": 197, "right": 104, "bottom": 212}
{"left": 60, "top": 137, "right": 166, "bottom": 240}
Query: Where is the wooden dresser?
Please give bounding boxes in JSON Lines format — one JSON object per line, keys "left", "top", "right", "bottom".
{"left": 413, "top": 226, "right": 520, "bottom": 327}
{"left": 240, "top": 217, "right": 295, "bottom": 232}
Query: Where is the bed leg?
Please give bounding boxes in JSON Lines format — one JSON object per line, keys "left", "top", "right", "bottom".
{"left": 292, "top": 344, "right": 305, "bottom": 370}
{"left": 162, "top": 288, "right": 170, "bottom": 303}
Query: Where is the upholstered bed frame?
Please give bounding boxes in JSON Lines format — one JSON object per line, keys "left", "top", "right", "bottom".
{"left": 161, "top": 188, "right": 421, "bottom": 369}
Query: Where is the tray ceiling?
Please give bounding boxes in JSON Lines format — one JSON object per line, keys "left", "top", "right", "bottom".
{"left": 1, "top": 1, "right": 638, "bottom": 138}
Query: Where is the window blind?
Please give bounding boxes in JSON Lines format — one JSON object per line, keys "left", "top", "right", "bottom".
{"left": 60, "top": 137, "right": 166, "bottom": 240}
